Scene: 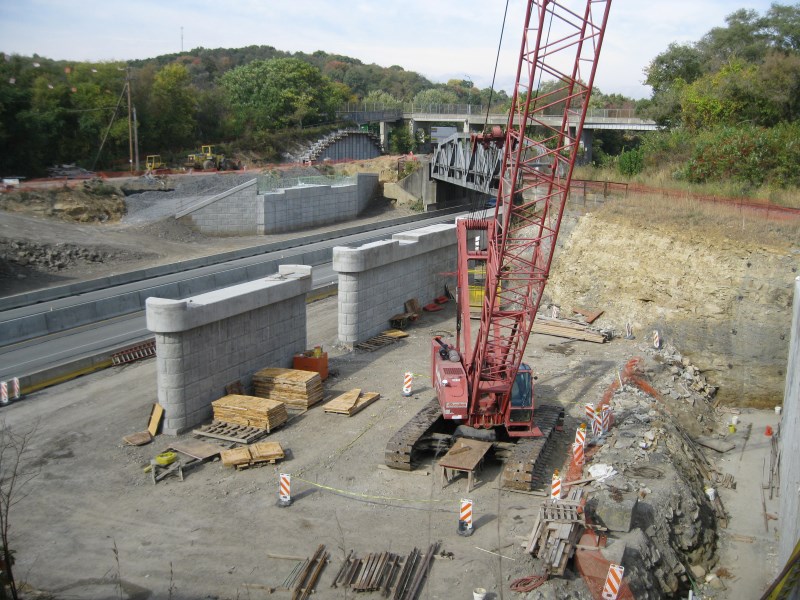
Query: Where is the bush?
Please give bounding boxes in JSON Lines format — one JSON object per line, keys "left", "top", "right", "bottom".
{"left": 618, "top": 148, "right": 645, "bottom": 176}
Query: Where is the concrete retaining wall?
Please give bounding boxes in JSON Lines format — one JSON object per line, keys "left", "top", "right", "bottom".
{"left": 779, "top": 276, "right": 800, "bottom": 568}
{"left": 263, "top": 173, "right": 379, "bottom": 233}
{"left": 175, "top": 179, "right": 261, "bottom": 235}
{"left": 175, "top": 173, "right": 379, "bottom": 236}
{"left": 145, "top": 265, "right": 311, "bottom": 434}
{"left": 333, "top": 223, "right": 456, "bottom": 344}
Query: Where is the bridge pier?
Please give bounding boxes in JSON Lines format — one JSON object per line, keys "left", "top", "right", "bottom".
{"left": 379, "top": 121, "right": 389, "bottom": 152}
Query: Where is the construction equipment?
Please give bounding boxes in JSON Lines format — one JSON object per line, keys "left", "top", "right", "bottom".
{"left": 145, "top": 155, "right": 166, "bottom": 171}
{"left": 385, "top": 0, "right": 612, "bottom": 490}
{"left": 185, "top": 145, "right": 239, "bottom": 171}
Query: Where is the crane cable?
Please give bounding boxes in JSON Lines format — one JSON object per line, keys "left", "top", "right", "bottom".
{"left": 468, "top": 0, "right": 511, "bottom": 217}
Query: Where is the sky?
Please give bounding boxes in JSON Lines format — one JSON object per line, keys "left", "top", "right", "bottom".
{"left": 0, "top": 0, "right": 779, "bottom": 100}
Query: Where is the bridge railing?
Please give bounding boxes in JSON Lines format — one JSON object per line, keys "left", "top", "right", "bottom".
{"left": 337, "top": 102, "right": 643, "bottom": 121}
{"left": 257, "top": 174, "right": 357, "bottom": 194}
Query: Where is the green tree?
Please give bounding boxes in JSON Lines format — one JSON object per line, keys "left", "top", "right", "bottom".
{"left": 412, "top": 88, "right": 458, "bottom": 107}
{"left": 221, "top": 58, "right": 344, "bottom": 132}
{"left": 390, "top": 125, "right": 415, "bottom": 153}
{"left": 148, "top": 63, "right": 197, "bottom": 150}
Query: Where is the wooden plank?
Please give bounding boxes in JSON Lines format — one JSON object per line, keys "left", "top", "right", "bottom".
{"left": 123, "top": 431, "right": 152, "bottom": 446}
{"left": 439, "top": 439, "right": 493, "bottom": 471}
{"left": 221, "top": 447, "right": 251, "bottom": 467}
{"left": 148, "top": 403, "right": 164, "bottom": 437}
{"left": 381, "top": 329, "right": 410, "bottom": 338}
{"left": 572, "top": 307, "right": 604, "bottom": 323}
{"left": 324, "top": 390, "right": 381, "bottom": 416}
{"left": 531, "top": 321, "right": 606, "bottom": 342}
{"left": 169, "top": 439, "right": 222, "bottom": 461}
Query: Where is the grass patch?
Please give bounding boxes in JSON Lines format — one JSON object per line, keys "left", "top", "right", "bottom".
{"left": 595, "top": 192, "right": 800, "bottom": 249}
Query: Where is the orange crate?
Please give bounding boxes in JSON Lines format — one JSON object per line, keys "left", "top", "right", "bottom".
{"left": 293, "top": 352, "right": 328, "bottom": 381}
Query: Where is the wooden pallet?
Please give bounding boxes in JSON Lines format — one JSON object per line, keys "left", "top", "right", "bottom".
{"left": 193, "top": 421, "right": 268, "bottom": 444}
{"left": 221, "top": 441, "right": 285, "bottom": 469}
{"left": 355, "top": 334, "right": 401, "bottom": 352}
{"left": 525, "top": 489, "right": 585, "bottom": 576}
{"left": 324, "top": 389, "right": 381, "bottom": 416}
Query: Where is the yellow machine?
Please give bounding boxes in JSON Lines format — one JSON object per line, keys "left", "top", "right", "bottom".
{"left": 185, "top": 145, "right": 239, "bottom": 170}
{"left": 145, "top": 155, "right": 166, "bottom": 170}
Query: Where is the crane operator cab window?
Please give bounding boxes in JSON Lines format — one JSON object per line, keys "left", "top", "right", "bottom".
{"left": 509, "top": 365, "right": 533, "bottom": 423}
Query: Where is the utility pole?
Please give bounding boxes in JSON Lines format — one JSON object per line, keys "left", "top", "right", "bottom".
{"left": 126, "top": 67, "right": 133, "bottom": 173}
{"left": 181, "top": 26, "right": 184, "bottom": 52}
{"left": 133, "top": 106, "right": 140, "bottom": 171}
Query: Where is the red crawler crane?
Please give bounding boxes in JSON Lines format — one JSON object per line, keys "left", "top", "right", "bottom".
{"left": 388, "top": 0, "right": 612, "bottom": 489}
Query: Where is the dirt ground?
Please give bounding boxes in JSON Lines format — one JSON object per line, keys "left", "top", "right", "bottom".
{"left": 4, "top": 295, "right": 783, "bottom": 599}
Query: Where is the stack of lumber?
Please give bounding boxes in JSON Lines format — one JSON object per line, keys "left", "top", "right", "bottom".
{"left": 221, "top": 441, "right": 285, "bottom": 469}
{"left": 324, "top": 389, "right": 381, "bottom": 416}
{"left": 211, "top": 394, "right": 288, "bottom": 432}
{"left": 532, "top": 315, "right": 607, "bottom": 343}
{"left": 252, "top": 368, "right": 324, "bottom": 409}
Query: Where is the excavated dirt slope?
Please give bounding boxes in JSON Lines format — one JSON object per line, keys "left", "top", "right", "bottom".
{"left": 547, "top": 196, "right": 799, "bottom": 408}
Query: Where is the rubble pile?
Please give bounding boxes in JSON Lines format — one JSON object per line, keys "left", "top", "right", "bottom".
{"left": 0, "top": 239, "right": 153, "bottom": 273}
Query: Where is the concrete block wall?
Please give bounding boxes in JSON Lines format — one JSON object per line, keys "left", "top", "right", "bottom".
{"left": 262, "top": 173, "right": 378, "bottom": 233}
{"left": 779, "top": 276, "right": 800, "bottom": 568}
{"left": 176, "top": 179, "right": 261, "bottom": 235}
{"left": 145, "top": 265, "right": 311, "bottom": 434}
{"left": 333, "top": 223, "right": 456, "bottom": 344}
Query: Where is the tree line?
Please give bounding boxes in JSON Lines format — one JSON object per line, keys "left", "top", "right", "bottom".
{"left": 1, "top": 3, "right": 798, "bottom": 192}
{"left": 609, "top": 3, "right": 800, "bottom": 192}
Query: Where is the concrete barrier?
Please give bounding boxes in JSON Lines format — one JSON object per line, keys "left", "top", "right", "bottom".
{"left": 333, "top": 223, "right": 457, "bottom": 344}
{"left": 146, "top": 265, "right": 311, "bottom": 434}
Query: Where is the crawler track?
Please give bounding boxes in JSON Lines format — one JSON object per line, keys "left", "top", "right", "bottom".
{"left": 385, "top": 400, "right": 564, "bottom": 491}
{"left": 500, "top": 404, "right": 564, "bottom": 490}
{"left": 384, "top": 399, "right": 447, "bottom": 471}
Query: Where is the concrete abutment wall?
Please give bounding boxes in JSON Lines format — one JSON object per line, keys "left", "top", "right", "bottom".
{"left": 779, "top": 276, "right": 800, "bottom": 571}
{"left": 333, "top": 223, "right": 456, "bottom": 344}
{"left": 176, "top": 174, "right": 379, "bottom": 235}
{"left": 146, "top": 265, "right": 311, "bottom": 434}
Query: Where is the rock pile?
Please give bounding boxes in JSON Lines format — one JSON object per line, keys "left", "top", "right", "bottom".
{"left": 0, "top": 239, "right": 150, "bottom": 273}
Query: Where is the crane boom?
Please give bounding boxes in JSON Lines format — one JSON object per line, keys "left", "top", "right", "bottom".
{"left": 456, "top": 0, "right": 612, "bottom": 435}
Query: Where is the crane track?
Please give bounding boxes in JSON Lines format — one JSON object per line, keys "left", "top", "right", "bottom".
{"left": 500, "top": 403, "right": 564, "bottom": 491}
{"left": 385, "top": 399, "right": 564, "bottom": 492}
{"left": 384, "top": 398, "right": 447, "bottom": 471}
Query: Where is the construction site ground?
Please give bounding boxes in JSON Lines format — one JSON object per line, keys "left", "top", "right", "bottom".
{"left": 5, "top": 297, "right": 784, "bottom": 600}
{"left": 1, "top": 162, "right": 797, "bottom": 598}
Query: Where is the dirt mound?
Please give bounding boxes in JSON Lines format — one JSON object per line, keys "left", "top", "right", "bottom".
{"left": 0, "top": 179, "right": 126, "bottom": 223}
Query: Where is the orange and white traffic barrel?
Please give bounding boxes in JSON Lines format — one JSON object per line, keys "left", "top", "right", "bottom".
{"left": 402, "top": 372, "right": 413, "bottom": 396}
{"left": 601, "top": 563, "right": 624, "bottom": 599}
{"left": 551, "top": 470, "right": 562, "bottom": 500}
{"left": 592, "top": 405, "right": 604, "bottom": 436}
{"left": 277, "top": 473, "right": 292, "bottom": 507}
{"left": 573, "top": 441, "right": 585, "bottom": 466}
{"left": 0, "top": 381, "right": 7, "bottom": 406}
{"left": 458, "top": 498, "right": 474, "bottom": 536}
{"left": 575, "top": 423, "right": 587, "bottom": 448}
{"left": 11, "top": 377, "right": 20, "bottom": 400}
{"left": 602, "top": 406, "right": 612, "bottom": 432}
